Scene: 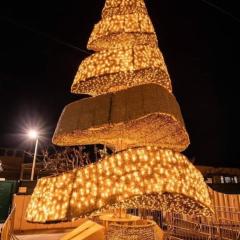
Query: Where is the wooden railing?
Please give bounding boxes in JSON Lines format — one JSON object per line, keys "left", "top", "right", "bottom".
{"left": 1, "top": 206, "right": 18, "bottom": 240}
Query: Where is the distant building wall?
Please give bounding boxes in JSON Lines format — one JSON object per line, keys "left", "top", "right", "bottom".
{"left": 196, "top": 165, "right": 240, "bottom": 194}
{"left": 197, "top": 165, "right": 240, "bottom": 179}
{"left": 0, "top": 148, "right": 25, "bottom": 180}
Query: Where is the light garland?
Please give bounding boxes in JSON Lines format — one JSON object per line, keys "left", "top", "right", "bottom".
{"left": 102, "top": 0, "right": 148, "bottom": 17}
{"left": 107, "top": 220, "right": 156, "bottom": 240}
{"left": 26, "top": 0, "right": 213, "bottom": 223}
{"left": 26, "top": 172, "right": 74, "bottom": 223}
{"left": 54, "top": 84, "right": 189, "bottom": 152}
{"left": 71, "top": 45, "right": 172, "bottom": 95}
{"left": 88, "top": 13, "right": 157, "bottom": 51}
{"left": 88, "top": 0, "right": 157, "bottom": 51}
{"left": 69, "top": 147, "right": 212, "bottom": 217}
{"left": 26, "top": 147, "right": 213, "bottom": 223}
{"left": 71, "top": 0, "right": 172, "bottom": 96}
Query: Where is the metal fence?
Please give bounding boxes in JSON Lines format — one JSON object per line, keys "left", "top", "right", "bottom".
{"left": 1, "top": 204, "right": 239, "bottom": 240}
{"left": 128, "top": 207, "right": 240, "bottom": 240}
{"left": 166, "top": 207, "right": 240, "bottom": 240}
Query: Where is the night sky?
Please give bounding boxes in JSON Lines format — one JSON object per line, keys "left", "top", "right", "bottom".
{"left": 0, "top": 1, "right": 239, "bottom": 167}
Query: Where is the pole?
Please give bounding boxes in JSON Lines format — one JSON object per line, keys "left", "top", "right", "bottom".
{"left": 30, "top": 138, "right": 39, "bottom": 181}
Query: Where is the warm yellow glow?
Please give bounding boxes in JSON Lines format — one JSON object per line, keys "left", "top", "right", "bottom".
{"left": 54, "top": 84, "right": 189, "bottom": 152}
{"left": 88, "top": 0, "right": 156, "bottom": 51}
{"left": 108, "top": 220, "right": 156, "bottom": 240}
{"left": 26, "top": 147, "right": 213, "bottom": 223}
{"left": 88, "top": 13, "right": 157, "bottom": 51}
{"left": 71, "top": 0, "right": 172, "bottom": 96}
{"left": 101, "top": 0, "right": 150, "bottom": 24}
{"left": 26, "top": 0, "right": 213, "bottom": 223}
{"left": 26, "top": 172, "right": 74, "bottom": 222}
{"left": 72, "top": 45, "right": 172, "bottom": 95}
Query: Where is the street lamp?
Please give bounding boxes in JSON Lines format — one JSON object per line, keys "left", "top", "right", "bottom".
{"left": 0, "top": 160, "right": 3, "bottom": 172}
{"left": 28, "top": 130, "right": 39, "bottom": 181}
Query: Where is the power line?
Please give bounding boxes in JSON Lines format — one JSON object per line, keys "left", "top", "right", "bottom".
{"left": 0, "top": 15, "right": 92, "bottom": 55}
{"left": 199, "top": 0, "right": 240, "bottom": 24}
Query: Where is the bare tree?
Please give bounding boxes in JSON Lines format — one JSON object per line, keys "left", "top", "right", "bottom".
{"left": 39, "top": 145, "right": 109, "bottom": 176}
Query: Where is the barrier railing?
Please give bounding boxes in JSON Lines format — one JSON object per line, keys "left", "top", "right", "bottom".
{"left": 165, "top": 207, "right": 240, "bottom": 240}
{"left": 1, "top": 205, "right": 237, "bottom": 240}
{"left": 128, "top": 207, "right": 240, "bottom": 240}
{"left": 0, "top": 206, "right": 18, "bottom": 240}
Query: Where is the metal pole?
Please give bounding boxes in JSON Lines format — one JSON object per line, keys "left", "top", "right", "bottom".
{"left": 30, "top": 138, "right": 39, "bottom": 181}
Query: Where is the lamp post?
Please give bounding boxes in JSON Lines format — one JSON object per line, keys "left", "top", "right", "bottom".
{"left": 28, "top": 130, "right": 39, "bottom": 181}
{"left": 0, "top": 160, "right": 3, "bottom": 172}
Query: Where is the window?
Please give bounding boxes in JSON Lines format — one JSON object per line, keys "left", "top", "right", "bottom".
{"left": 206, "top": 177, "right": 213, "bottom": 184}
{"left": 213, "top": 176, "right": 221, "bottom": 184}
{"left": 0, "top": 149, "right": 5, "bottom": 156}
{"left": 234, "top": 176, "right": 238, "bottom": 184}
{"left": 16, "top": 151, "right": 23, "bottom": 158}
{"left": 224, "top": 176, "right": 231, "bottom": 184}
{"left": 220, "top": 176, "right": 225, "bottom": 184}
{"left": 6, "top": 150, "right": 13, "bottom": 156}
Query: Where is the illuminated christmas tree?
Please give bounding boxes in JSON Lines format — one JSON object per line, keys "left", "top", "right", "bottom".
{"left": 26, "top": 0, "right": 212, "bottom": 223}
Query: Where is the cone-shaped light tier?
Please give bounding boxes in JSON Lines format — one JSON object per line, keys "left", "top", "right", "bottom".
{"left": 72, "top": 45, "right": 172, "bottom": 95}
{"left": 26, "top": 147, "right": 213, "bottom": 223}
{"left": 87, "top": 0, "right": 158, "bottom": 51}
{"left": 53, "top": 84, "right": 189, "bottom": 152}
{"left": 71, "top": 0, "right": 172, "bottom": 96}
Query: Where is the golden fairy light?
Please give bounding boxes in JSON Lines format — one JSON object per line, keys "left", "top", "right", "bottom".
{"left": 71, "top": 0, "right": 172, "bottom": 96}
{"left": 26, "top": 172, "right": 74, "bottom": 222}
{"left": 88, "top": 15, "right": 157, "bottom": 51}
{"left": 26, "top": 147, "right": 213, "bottom": 222}
{"left": 102, "top": 0, "right": 148, "bottom": 16}
{"left": 26, "top": 0, "right": 213, "bottom": 223}
{"left": 53, "top": 84, "right": 189, "bottom": 152}
{"left": 108, "top": 220, "right": 156, "bottom": 240}
{"left": 71, "top": 45, "right": 172, "bottom": 95}
{"left": 88, "top": 0, "right": 157, "bottom": 51}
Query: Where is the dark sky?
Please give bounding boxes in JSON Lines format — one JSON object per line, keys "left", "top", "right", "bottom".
{"left": 0, "top": 0, "right": 239, "bottom": 167}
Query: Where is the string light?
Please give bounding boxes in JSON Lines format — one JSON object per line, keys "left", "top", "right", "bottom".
{"left": 88, "top": 13, "right": 157, "bottom": 51}
{"left": 71, "top": 0, "right": 172, "bottom": 96}
{"left": 71, "top": 45, "right": 172, "bottom": 95}
{"left": 26, "top": 0, "right": 213, "bottom": 223}
{"left": 54, "top": 84, "right": 189, "bottom": 152}
{"left": 88, "top": 0, "right": 157, "bottom": 51}
{"left": 26, "top": 147, "right": 213, "bottom": 223}
{"left": 108, "top": 220, "right": 156, "bottom": 240}
{"left": 26, "top": 172, "right": 74, "bottom": 222}
{"left": 102, "top": 0, "right": 148, "bottom": 18}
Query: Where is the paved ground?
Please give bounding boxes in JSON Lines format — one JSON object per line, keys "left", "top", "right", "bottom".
{"left": 15, "top": 229, "right": 71, "bottom": 240}
{"left": 16, "top": 232, "right": 66, "bottom": 240}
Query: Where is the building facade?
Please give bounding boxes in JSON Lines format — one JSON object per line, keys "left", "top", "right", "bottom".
{"left": 0, "top": 148, "right": 26, "bottom": 180}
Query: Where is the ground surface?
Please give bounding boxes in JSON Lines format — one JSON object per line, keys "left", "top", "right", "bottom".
{"left": 16, "top": 233, "right": 66, "bottom": 240}
{"left": 15, "top": 229, "right": 71, "bottom": 240}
